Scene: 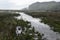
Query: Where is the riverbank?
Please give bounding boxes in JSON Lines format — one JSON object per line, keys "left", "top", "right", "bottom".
{"left": 0, "top": 12, "right": 42, "bottom": 40}
{"left": 26, "top": 12, "right": 60, "bottom": 33}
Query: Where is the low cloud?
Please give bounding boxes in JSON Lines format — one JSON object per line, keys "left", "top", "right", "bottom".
{"left": 0, "top": 0, "right": 59, "bottom": 9}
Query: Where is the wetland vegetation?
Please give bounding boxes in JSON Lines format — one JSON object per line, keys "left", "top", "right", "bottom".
{"left": 0, "top": 12, "right": 42, "bottom": 40}
{"left": 27, "top": 12, "right": 60, "bottom": 33}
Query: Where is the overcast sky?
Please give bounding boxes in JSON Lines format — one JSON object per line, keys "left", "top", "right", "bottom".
{"left": 0, "top": 0, "right": 60, "bottom": 9}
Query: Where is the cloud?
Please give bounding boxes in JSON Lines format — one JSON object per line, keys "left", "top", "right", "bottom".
{"left": 0, "top": 0, "right": 59, "bottom": 9}
{"left": 0, "top": 0, "right": 30, "bottom": 9}
{"left": 0, "top": 0, "right": 14, "bottom": 9}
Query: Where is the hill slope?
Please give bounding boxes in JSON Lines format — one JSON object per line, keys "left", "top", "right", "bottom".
{"left": 28, "top": 1, "right": 60, "bottom": 12}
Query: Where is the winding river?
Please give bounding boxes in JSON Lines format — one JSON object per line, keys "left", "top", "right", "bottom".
{"left": 16, "top": 12, "right": 60, "bottom": 40}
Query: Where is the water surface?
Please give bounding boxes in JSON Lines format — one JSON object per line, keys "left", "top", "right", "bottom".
{"left": 16, "top": 12, "right": 60, "bottom": 40}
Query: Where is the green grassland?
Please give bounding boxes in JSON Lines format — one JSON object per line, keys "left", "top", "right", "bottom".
{"left": 0, "top": 12, "right": 42, "bottom": 40}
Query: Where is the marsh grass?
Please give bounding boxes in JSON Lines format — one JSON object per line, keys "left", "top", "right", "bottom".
{"left": 0, "top": 12, "right": 42, "bottom": 40}
{"left": 27, "top": 12, "right": 60, "bottom": 33}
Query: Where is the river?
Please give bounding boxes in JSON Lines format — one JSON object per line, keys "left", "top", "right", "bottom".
{"left": 16, "top": 12, "right": 60, "bottom": 40}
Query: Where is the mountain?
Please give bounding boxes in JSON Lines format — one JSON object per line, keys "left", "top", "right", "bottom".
{"left": 28, "top": 1, "right": 60, "bottom": 12}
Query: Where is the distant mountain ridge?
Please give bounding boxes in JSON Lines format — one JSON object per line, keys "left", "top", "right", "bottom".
{"left": 28, "top": 1, "right": 60, "bottom": 12}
